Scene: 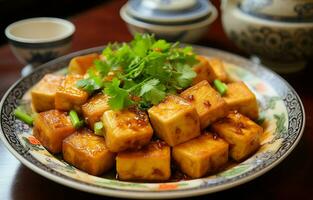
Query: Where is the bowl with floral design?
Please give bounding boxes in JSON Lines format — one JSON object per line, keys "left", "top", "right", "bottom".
{"left": 221, "top": 0, "right": 313, "bottom": 73}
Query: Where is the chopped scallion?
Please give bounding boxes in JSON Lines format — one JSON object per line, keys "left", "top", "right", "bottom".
{"left": 94, "top": 121, "right": 104, "bottom": 136}
{"left": 14, "top": 107, "right": 33, "bottom": 125}
{"left": 69, "top": 110, "right": 84, "bottom": 129}
{"left": 214, "top": 79, "right": 228, "bottom": 96}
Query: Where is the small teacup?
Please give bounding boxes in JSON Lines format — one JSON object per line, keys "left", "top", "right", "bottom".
{"left": 5, "top": 17, "right": 75, "bottom": 76}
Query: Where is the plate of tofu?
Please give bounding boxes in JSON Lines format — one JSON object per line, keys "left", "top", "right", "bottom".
{"left": 0, "top": 35, "right": 305, "bottom": 199}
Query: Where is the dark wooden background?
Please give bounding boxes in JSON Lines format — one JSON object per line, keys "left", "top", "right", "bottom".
{"left": 0, "top": 0, "right": 312, "bottom": 199}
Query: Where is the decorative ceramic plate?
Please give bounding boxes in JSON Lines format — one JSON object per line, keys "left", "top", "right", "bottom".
{"left": 0, "top": 46, "right": 305, "bottom": 199}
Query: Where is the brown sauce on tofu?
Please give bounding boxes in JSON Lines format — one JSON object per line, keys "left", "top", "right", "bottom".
{"left": 116, "top": 108, "right": 150, "bottom": 130}
{"left": 25, "top": 48, "right": 263, "bottom": 183}
{"left": 203, "top": 100, "right": 211, "bottom": 108}
{"left": 187, "top": 94, "right": 194, "bottom": 101}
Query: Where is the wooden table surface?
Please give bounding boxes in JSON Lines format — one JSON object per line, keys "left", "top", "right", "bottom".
{"left": 0, "top": 0, "right": 312, "bottom": 199}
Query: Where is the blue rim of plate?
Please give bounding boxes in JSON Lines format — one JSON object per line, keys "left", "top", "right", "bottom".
{"left": 126, "top": 0, "right": 212, "bottom": 23}
{"left": 0, "top": 45, "right": 305, "bottom": 199}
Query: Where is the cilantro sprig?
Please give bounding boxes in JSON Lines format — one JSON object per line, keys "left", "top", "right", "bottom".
{"left": 77, "top": 34, "right": 198, "bottom": 110}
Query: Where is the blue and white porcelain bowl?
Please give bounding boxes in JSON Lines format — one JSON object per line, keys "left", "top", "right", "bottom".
{"left": 120, "top": 0, "right": 218, "bottom": 42}
{"left": 221, "top": 0, "right": 313, "bottom": 73}
{"left": 126, "top": 0, "right": 213, "bottom": 24}
{"left": 5, "top": 17, "right": 75, "bottom": 75}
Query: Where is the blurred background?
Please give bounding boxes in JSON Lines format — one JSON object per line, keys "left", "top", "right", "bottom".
{"left": 0, "top": 0, "right": 105, "bottom": 44}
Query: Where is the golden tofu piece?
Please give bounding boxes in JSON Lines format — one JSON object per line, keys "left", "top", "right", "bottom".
{"left": 192, "top": 56, "right": 228, "bottom": 85}
{"left": 192, "top": 55, "right": 211, "bottom": 85}
{"left": 102, "top": 108, "right": 153, "bottom": 152}
{"left": 173, "top": 133, "right": 229, "bottom": 178}
{"left": 82, "top": 94, "right": 109, "bottom": 129}
{"left": 68, "top": 53, "right": 99, "bottom": 75}
{"left": 223, "top": 81, "right": 259, "bottom": 120}
{"left": 211, "top": 111, "right": 262, "bottom": 161}
{"left": 116, "top": 141, "right": 171, "bottom": 181}
{"left": 33, "top": 110, "right": 75, "bottom": 153}
{"left": 31, "top": 74, "right": 64, "bottom": 112}
{"left": 180, "top": 80, "right": 229, "bottom": 129}
{"left": 55, "top": 74, "right": 89, "bottom": 111}
{"left": 62, "top": 129, "right": 115, "bottom": 176}
{"left": 206, "top": 58, "right": 228, "bottom": 83}
{"left": 148, "top": 95, "right": 200, "bottom": 146}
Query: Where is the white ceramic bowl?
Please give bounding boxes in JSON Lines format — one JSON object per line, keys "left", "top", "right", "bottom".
{"left": 5, "top": 17, "right": 75, "bottom": 74}
{"left": 120, "top": 5, "right": 218, "bottom": 43}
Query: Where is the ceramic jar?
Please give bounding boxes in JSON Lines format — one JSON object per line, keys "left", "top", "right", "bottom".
{"left": 221, "top": 0, "right": 313, "bottom": 73}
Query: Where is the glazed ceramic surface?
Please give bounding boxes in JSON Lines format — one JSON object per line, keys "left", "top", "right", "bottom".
{"left": 5, "top": 18, "right": 75, "bottom": 67}
{"left": 240, "top": 0, "right": 313, "bottom": 21}
{"left": 126, "top": 0, "right": 212, "bottom": 23}
{"left": 120, "top": 0, "right": 217, "bottom": 43}
{"left": 120, "top": 5, "right": 217, "bottom": 42}
{"left": 0, "top": 46, "right": 305, "bottom": 199}
{"left": 221, "top": 0, "right": 313, "bottom": 73}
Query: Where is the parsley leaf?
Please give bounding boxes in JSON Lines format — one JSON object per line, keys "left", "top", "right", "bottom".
{"left": 76, "top": 68, "right": 103, "bottom": 94}
{"left": 104, "top": 78, "right": 133, "bottom": 110}
{"left": 173, "top": 64, "right": 197, "bottom": 89}
{"left": 139, "top": 79, "right": 166, "bottom": 105}
{"left": 94, "top": 60, "right": 110, "bottom": 76}
{"left": 151, "top": 39, "right": 170, "bottom": 51}
{"left": 131, "top": 34, "right": 154, "bottom": 57}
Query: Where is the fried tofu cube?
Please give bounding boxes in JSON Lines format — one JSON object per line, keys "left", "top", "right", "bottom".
{"left": 33, "top": 110, "right": 75, "bottom": 153}
{"left": 192, "top": 56, "right": 228, "bottom": 85}
{"left": 206, "top": 58, "right": 228, "bottom": 83}
{"left": 211, "top": 111, "right": 262, "bottom": 161}
{"left": 173, "top": 133, "right": 228, "bottom": 178}
{"left": 148, "top": 95, "right": 200, "bottom": 146}
{"left": 31, "top": 74, "right": 64, "bottom": 112}
{"left": 68, "top": 53, "right": 99, "bottom": 75}
{"left": 223, "top": 81, "right": 259, "bottom": 120}
{"left": 180, "top": 80, "right": 229, "bottom": 129}
{"left": 62, "top": 129, "right": 115, "bottom": 176}
{"left": 55, "top": 74, "right": 89, "bottom": 111}
{"left": 192, "top": 55, "right": 211, "bottom": 85}
{"left": 116, "top": 141, "right": 171, "bottom": 181}
{"left": 102, "top": 108, "right": 153, "bottom": 152}
{"left": 82, "top": 94, "right": 109, "bottom": 129}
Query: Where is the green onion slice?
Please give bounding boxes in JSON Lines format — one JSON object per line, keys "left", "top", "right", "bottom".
{"left": 69, "top": 110, "right": 84, "bottom": 129}
{"left": 14, "top": 107, "right": 34, "bottom": 126}
{"left": 94, "top": 121, "right": 104, "bottom": 136}
{"left": 214, "top": 79, "right": 228, "bottom": 96}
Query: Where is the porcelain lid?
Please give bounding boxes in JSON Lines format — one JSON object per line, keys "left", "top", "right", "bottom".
{"left": 125, "top": 0, "right": 213, "bottom": 24}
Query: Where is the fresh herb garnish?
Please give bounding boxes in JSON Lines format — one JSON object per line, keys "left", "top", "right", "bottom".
{"left": 214, "top": 79, "right": 228, "bottom": 96}
{"left": 14, "top": 107, "right": 34, "bottom": 126}
{"left": 104, "top": 78, "right": 134, "bottom": 110}
{"left": 69, "top": 110, "right": 84, "bottom": 129}
{"left": 77, "top": 34, "right": 198, "bottom": 110}
{"left": 94, "top": 121, "right": 104, "bottom": 135}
